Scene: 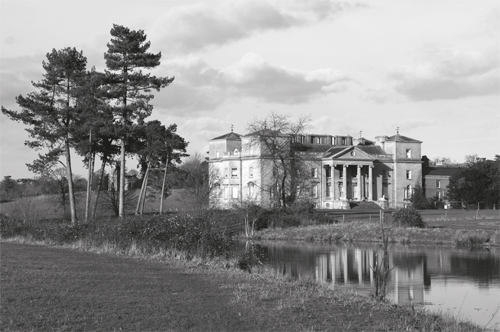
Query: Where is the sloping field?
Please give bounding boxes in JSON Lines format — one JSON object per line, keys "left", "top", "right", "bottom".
{"left": 0, "top": 189, "right": 190, "bottom": 220}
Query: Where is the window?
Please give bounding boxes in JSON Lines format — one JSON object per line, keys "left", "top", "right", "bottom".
{"left": 437, "top": 191, "right": 441, "bottom": 199}
{"left": 339, "top": 169, "right": 344, "bottom": 179}
{"left": 382, "top": 170, "right": 387, "bottom": 178}
{"left": 232, "top": 186, "right": 239, "bottom": 199}
{"left": 248, "top": 182, "right": 254, "bottom": 196}
{"left": 311, "top": 167, "right": 318, "bottom": 178}
{"left": 436, "top": 180, "right": 441, "bottom": 188}
{"left": 406, "top": 170, "right": 412, "bottom": 180}
{"left": 234, "top": 148, "right": 239, "bottom": 155}
{"left": 326, "top": 182, "right": 331, "bottom": 197}
{"left": 249, "top": 166, "right": 254, "bottom": 178}
{"left": 311, "top": 184, "right": 318, "bottom": 198}
{"left": 214, "top": 183, "right": 221, "bottom": 196}
{"left": 404, "top": 185, "right": 413, "bottom": 199}
{"left": 231, "top": 168, "right": 238, "bottom": 179}
{"left": 223, "top": 185, "right": 228, "bottom": 198}
{"left": 326, "top": 167, "right": 331, "bottom": 178}
{"left": 406, "top": 149, "right": 411, "bottom": 158}
{"left": 216, "top": 149, "right": 220, "bottom": 158}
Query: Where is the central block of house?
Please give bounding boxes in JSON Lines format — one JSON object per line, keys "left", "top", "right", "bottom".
{"left": 207, "top": 130, "right": 422, "bottom": 210}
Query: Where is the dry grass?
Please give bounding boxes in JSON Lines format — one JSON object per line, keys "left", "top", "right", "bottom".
{"left": 252, "top": 219, "right": 500, "bottom": 247}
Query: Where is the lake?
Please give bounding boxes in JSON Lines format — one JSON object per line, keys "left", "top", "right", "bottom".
{"left": 240, "top": 241, "right": 500, "bottom": 329}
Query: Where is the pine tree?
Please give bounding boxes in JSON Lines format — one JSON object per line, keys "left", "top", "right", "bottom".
{"left": 2, "top": 48, "right": 87, "bottom": 224}
{"left": 104, "top": 24, "right": 174, "bottom": 218}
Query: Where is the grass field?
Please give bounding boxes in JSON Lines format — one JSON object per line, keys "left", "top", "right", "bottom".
{"left": 0, "top": 189, "right": 190, "bottom": 220}
{"left": 0, "top": 241, "right": 484, "bottom": 332}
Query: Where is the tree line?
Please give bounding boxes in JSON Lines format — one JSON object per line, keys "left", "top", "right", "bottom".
{"left": 2, "top": 24, "right": 188, "bottom": 223}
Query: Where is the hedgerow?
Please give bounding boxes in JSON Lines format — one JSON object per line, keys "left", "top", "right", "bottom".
{"left": 0, "top": 214, "right": 233, "bottom": 259}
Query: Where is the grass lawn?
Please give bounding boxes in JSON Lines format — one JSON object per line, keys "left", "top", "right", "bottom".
{"left": 0, "top": 241, "right": 482, "bottom": 331}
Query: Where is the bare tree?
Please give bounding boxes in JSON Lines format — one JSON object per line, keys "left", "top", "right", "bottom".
{"left": 245, "top": 112, "right": 311, "bottom": 209}
{"left": 179, "top": 153, "right": 221, "bottom": 216}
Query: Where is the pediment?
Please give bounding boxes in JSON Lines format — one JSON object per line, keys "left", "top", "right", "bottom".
{"left": 329, "top": 146, "right": 375, "bottom": 161}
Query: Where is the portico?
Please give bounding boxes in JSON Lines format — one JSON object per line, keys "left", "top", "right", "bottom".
{"left": 324, "top": 162, "right": 374, "bottom": 202}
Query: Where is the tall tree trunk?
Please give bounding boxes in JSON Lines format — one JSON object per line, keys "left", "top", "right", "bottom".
{"left": 92, "top": 155, "right": 107, "bottom": 220}
{"left": 85, "top": 131, "right": 93, "bottom": 222}
{"left": 64, "top": 138, "right": 77, "bottom": 224}
{"left": 159, "top": 155, "right": 169, "bottom": 214}
{"left": 136, "top": 162, "right": 151, "bottom": 215}
{"left": 119, "top": 136, "right": 126, "bottom": 218}
{"left": 135, "top": 165, "right": 148, "bottom": 215}
{"left": 140, "top": 176, "right": 148, "bottom": 215}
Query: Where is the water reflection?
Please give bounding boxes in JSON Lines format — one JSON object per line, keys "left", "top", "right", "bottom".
{"left": 243, "top": 242, "right": 500, "bottom": 327}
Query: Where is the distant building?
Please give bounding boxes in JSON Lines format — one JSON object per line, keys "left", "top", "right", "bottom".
{"left": 208, "top": 129, "right": 423, "bottom": 209}
{"left": 422, "top": 166, "right": 459, "bottom": 201}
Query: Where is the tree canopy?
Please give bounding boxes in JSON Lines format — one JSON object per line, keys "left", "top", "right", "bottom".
{"left": 447, "top": 157, "right": 499, "bottom": 208}
{"left": 104, "top": 24, "right": 175, "bottom": 217}
{"left": 1, "top": 47, "right": 88, "bottom": 223}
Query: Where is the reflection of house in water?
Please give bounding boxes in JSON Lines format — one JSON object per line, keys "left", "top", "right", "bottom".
{"left": 316, "top": 249, "right": 375, "bottom": 285}
{"left": 313, "top": 248, "right": 429, "bottom": 305}
{"left": 260, "top": 243, "right": 498, "bottom": 308}
{"left": 391, "top": 251, "right": 430, "bottom": 304}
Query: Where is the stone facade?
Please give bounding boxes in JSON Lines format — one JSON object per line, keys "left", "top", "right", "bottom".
{"left": 208, "top": 130, "right": 423, "bottom": 209}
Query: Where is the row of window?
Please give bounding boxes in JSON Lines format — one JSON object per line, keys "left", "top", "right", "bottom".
{"left": 224, "top": 167, "right": 254, "bottom": 179}
{"left": 224, "top": 167, "right": 419, "bottom": 182}
{"left": 216, "top": 184, "right": 255, "bottom": 199}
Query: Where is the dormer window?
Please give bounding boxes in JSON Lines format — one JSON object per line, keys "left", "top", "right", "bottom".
{"left": 234, "top": 148, "right": 239, "bottom": 155}
{"left": 406, "top": 149, "right": 411, "bottom": 158}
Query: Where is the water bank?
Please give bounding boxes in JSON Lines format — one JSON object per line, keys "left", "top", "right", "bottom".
{"left": 249, "top": 220, "right": 500, "bottom": 246}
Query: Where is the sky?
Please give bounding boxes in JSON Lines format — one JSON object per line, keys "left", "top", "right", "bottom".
{"left": 1, "top": 0, "right": 499, "bottom": 179}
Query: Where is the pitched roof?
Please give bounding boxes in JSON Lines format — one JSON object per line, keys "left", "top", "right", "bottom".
{"left": 357, "top": 145, "right": 389, "bottom": 156}
{"left": 385, "top": 134, "right": 422, "bottom": 143}
{"left": 423, "top": 167, "right": 461, "bottom": 176}
{"left": 292, "top": 143, "right": 336, "bottom": 153}
{"left": 323, "top": 147, "right": 351, "bottom": 158}
{"left": 210, "top": 132, "right": 242, "bottom": 141}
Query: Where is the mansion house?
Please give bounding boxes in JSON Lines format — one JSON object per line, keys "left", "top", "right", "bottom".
{"left": 207, "top": 129, "right": 423, "bottom": 209}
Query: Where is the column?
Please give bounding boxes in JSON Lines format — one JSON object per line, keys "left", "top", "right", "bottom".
{"left": 368, "top": 165, "right": 373, "bottom": 201}
{"left": 342, "top": 164, "right": 347, "bottom": 199}
{"left": 331, "top": 163, "right": 336, "bottom": 199}
{"left": 357, "top": 165, "right": 362, "bottom": 200}
{"left": 343, "top": 248, "right": 348, "bottom": 284}
{"left": 330, "top": 253, "right": 336, "bottom": 286}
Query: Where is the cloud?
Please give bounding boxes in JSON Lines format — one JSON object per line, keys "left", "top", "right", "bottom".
{"left": 3, "top": 36, "right": 16, "bottom": 44}
{"left": 154, "top": 54, "right": 351, "bottom": 114}
{"left": 221, "top": 53, "right": 350, "bottom": 103}
{"left": 388, "top": 48, "right": 500, "bottom": 101}
{"left": 0, "top": 55, "right": 45, "bottom": 109}
{"left": 151, "top": 0, "right": 365, "bottom": 54}
{"left": 361, "top": 87, "right": 393, "bottom": 104}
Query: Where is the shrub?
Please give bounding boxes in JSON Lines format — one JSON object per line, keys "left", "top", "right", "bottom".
{"left": 0, "top": 214, "right": 233, "bottom": 259}
{"left": 454, "top": 233, "right": 490, "bottom": 247}
{"left": 391, "top": 207, "right": 425, "bottom": 228}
